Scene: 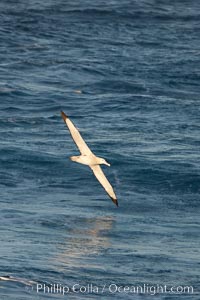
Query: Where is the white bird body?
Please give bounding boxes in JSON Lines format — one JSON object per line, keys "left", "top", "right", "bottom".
{"left": 61, "top": 111, "right": 118, "bottom": 206}
{"left": 70, "top": 154, "right": 110, "bottom": 166}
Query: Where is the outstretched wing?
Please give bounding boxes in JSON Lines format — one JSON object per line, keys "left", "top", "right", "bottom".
{"left": 61, "top": 111, "right": 92, "bottom": 155}
{"left": 90, "top": 165, "right": 118, "bottom": 206}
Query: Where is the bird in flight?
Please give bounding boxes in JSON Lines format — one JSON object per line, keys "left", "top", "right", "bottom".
{"left": 61, "top": 111, "right": 118, "bottom": 206}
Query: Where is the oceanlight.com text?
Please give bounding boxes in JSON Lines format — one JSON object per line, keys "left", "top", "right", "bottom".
{"left": 35, "top": 283, "right": 194, "bottom": 295}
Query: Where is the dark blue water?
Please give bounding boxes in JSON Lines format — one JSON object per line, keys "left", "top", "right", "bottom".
{"left": 0, "top": 0, "right": 200, "bottom": 299}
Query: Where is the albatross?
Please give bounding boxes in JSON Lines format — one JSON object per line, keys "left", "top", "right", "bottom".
{"left": 61, "top": 111, "right": 118, "bottom": 206}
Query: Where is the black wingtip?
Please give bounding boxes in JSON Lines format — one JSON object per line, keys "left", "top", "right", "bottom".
{"left": 112, "top": 198, "right": 118, "bottom": 207}
{"left": 61, "top": 111, "right": 68, "bottom": 121}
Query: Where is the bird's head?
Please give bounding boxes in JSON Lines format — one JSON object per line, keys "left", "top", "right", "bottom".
{"left": 99, "top": 158, "right": 110, "bottom": 167}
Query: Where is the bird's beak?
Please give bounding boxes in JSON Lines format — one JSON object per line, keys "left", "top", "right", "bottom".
{"left": 105, "top": 161, "right": 110, "bottom": 167}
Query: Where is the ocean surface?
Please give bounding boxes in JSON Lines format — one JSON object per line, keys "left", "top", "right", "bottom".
{"left": 0, "top": 0, "right": 200, "bottom": 299}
